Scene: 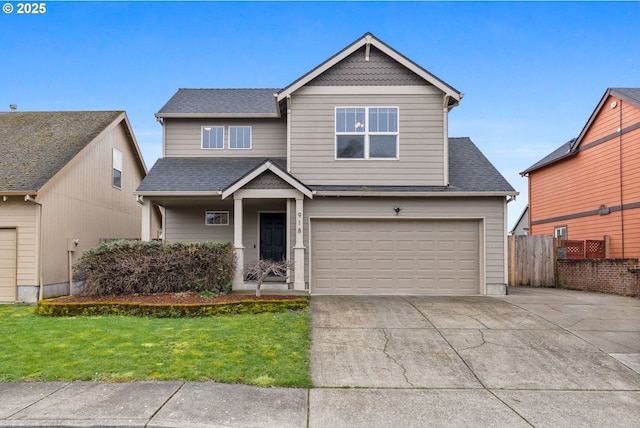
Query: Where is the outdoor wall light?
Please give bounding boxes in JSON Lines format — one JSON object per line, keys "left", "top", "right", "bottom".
{"left": 394, "top": 206, "right": 402, "bottom": 215}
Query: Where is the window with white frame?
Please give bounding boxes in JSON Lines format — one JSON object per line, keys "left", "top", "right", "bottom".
{"left": 112, "top": 148, "right": 122, "bottom": 189}
{"left": 335, "top": 107, "right": 398, "bottom": 159}
{"left": 229, "top": 126, "right": 251, "bottom": 149}
{"left": 554, "top": 226, "right": 567, "bottom": 240}
{"left": 205, "top": 211, "right": 229, "bottom": 226}
{"left": 202, "top": 126, "right": 224, "bottom": 149}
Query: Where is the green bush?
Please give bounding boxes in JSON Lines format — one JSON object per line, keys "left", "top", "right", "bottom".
{"left": 35, "top": 298, "right": 308, "bottom": 318}
{"left": 74, "top": 240, "right": 236, "bottom": 296}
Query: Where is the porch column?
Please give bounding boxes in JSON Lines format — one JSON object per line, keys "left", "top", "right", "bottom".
{"left": 233, "top": 196, "right": 245, "bottom": 289}
{"left": 293, "top": 196, "right": 306, "bottom": 290}
{"left": 140, "top": 198, "right": 152, "bottom": 242}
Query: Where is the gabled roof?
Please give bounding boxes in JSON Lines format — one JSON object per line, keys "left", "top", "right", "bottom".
{"left": 156, "top": 89, "right": 280, "bottom": 118}
{"left": 574, "top": 88, "right": 640, "bottom": 148}
{"left": 277, "top": 32, "right": 462, "bottom": 108}
{"left": 520, "top": 139, "right": 576, "bottom": 175}
{"left": 0, "top": 111, "right": 137, "bottom": 194}
{"left": 136, "top": 157, "right": 311, "bottom": 198}
{"left": 137, "top": 138, "right": 515, "bottom": 197}
{"left": 521, "top": 87, "right": 640, "bottom": 175}
{"left": 155, "top": 33, "right": 463, "bottom": 119}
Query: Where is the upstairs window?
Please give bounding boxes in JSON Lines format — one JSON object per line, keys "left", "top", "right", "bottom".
{"left": 229, "top": 126, "right": 252, "bottom": 149}
{"left": 202, "top": 126, "right": 224, "bottom": 149}
{"left": 112, "top": 148, "right": 122, "bottom": 189}
{"left": 336, "top": 107, "right": 398, "bottom": 159}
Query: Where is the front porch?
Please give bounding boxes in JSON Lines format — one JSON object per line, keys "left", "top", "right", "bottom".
{"left": 137, "top": 158, "right": 312, "bottom": 293}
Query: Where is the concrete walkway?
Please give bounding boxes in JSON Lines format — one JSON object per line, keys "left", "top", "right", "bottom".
{"left": 1, "top": 287, "right": 639, "bottom": 427}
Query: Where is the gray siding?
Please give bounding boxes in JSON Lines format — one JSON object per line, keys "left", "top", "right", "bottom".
{"left": 289, "top": 91, "right": 445, "bottom": 186}
{"left": 164, "top": 198, "right": 286, "bottom": 268}
{"left": 164, "top": 118, "right": 286, "bottom": 158}
{"left": 308, "top": 46, "right": 428, "bottom": 86}
{"left": 302, "top": 196, "right": 507, "bottom": 290}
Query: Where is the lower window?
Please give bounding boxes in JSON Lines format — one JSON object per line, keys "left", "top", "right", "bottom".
{"left": 205, "top": 211, "right": 229, "bottom": 226}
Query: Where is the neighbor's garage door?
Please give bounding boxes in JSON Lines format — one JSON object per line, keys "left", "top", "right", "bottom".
{"left": 311, "top": 219, "right": 479, "bottom": 295}
{"left": 0, "top": 229, "right": 17, "bottom": 302}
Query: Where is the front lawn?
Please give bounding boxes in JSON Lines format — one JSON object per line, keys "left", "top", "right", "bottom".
{"left": 0, "top": 305, "right": 311, "bottom": 387}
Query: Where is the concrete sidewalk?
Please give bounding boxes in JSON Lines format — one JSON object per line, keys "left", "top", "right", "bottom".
{"left": 1, "top": 287, "right": 639, "bottom": 427}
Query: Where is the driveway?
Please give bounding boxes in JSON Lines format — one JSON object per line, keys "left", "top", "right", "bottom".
{"left": 309, "top": 288, "right": 640, "bottom": 427}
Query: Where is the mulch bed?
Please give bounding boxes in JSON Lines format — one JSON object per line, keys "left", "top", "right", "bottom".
{"left": 53, "top": 292, "right": 303, "bottom": 305}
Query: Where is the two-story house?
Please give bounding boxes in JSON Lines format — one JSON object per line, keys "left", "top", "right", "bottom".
{"left": 521, "top": 88, "right": 640, "bottom": 259}
{"left": 0, "top": 111, "right": 158, "bottom": 303}
{"left": 136, "top": 33, "right": 517, "bottom": 296}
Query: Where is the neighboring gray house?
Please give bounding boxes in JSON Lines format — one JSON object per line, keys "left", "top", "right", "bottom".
{"left": 509, "top": 205, "right": 529, "bottom": 236}
{"left": 136, "top": 33, "right": 517, "bottom": 295}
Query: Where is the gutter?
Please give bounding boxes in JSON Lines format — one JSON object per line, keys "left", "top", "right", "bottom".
{"left": 312, "top": 190, "right": 519, "bottom": 198}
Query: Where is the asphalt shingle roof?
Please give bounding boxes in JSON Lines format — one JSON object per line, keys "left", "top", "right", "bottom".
{"left": 520, "top": 139, "right": 575, "bottom": 175}
{"left": 448, "top": 137, "right": 515, "bottom": 192}
{"left": 137, "top": 138, "right": 514, "bottom": 194}
{"left": 156, "top": 89, "right": 280, "bottom": 116}
{"left": 614, "top": 88, "right": 640, "bottom": 104}
{"left": 136, "top": 157, "right": 289, "bottom": 193}
{"left": 0, "top": 111, "right": 122, "bottom": 192}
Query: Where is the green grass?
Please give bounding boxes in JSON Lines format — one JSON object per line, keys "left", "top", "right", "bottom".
{"left": 0, "top": 305, "right": 311, "bottom": 387}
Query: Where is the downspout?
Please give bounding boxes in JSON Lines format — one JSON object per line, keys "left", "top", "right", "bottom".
{"left": 443, "top": 95, "right": 450, "bottom": 186}
{"left": 618, "top": 99, "right": 625, "bottom": 258}
{"left": 157, "top": 117, "right": 165, "bottom": 158}
{"left": 24, "top": 195, "right": 43, "bottom": 301}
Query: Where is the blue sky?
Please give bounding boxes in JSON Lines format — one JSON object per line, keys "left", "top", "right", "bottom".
{"left": 2, "top": 1, "right": 639, "bottom": 227}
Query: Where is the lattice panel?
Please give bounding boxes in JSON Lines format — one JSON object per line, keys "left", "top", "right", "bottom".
{"left": 586, "top": 240, "right": 605, "bottom": 259}
{"left": 562, "top": 240, "right": 585, "bottom": 259}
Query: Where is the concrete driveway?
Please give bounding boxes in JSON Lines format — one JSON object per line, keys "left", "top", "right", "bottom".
{"left": 309, "top": 288, "right": 640, "bottom": 427}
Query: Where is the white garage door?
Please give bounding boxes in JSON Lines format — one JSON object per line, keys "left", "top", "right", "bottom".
{"left": 0, "top": 229, "right": 17, "bottom": 302}
{"left": 311, "top": 219, "right": 480, "bottom": 295}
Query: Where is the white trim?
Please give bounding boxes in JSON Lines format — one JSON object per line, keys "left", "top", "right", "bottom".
{"left": 312, "top": 190, "right": 519, "bottom": 198}
{"left": 229, "top": 126, "right": 252, "bottom": 150}
{"left": 295, "top": 85, "right": 442, "bottom": 96}
{"left": 277, "top": 34, "right": 462, "bottom": 102}
{"left": 201, "top": 125, "right": 225, "bottom": 150}
{"left": 112, "top": 148, "right": 123, "bottom": 190}
{"left": 205, "top": 210, "right": 230, "bottom": 226}
{"left": 335, "top": 106, "right": 399, "bottom": 160}
{"left": 221, "top": 161, "right": 313, "bottom": 199}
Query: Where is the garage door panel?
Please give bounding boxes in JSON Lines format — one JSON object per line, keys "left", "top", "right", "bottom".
{"left": 0, "top": 229, "right": 17, "bottom": 302}
{"left": 311, "top": 219, "right": 479, "bottom": 295}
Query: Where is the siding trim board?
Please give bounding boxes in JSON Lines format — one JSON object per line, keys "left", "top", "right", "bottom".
{"left": 531, "top": 201, "right": 640, "bottom": 225}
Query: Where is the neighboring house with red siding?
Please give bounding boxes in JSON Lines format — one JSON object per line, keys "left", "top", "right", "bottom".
{"left": 521, "top": 88, "right": 640, "bottom": 259}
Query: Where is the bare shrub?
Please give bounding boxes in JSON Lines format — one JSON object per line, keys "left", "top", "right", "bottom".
{"left": 243, "top": 259, "right": 290, "bottom": 297}
{"left": 74, "top": 240, "right": 236, "bottom": 296}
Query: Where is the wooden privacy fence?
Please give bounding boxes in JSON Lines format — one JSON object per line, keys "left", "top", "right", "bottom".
{"left": 508, "top": 235, "right": 555, "bottom": 286}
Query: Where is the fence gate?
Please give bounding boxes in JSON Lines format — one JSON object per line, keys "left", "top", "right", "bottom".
{"left": 508, "top": 235, "right": 555, "bottom": 287}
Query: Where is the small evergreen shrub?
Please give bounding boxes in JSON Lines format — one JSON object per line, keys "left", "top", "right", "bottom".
{"left": 34, "top": 298, "right": 308, "bottom": 318}
{"left": 74, "top": 240, "right": 236, "bottom": 296}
